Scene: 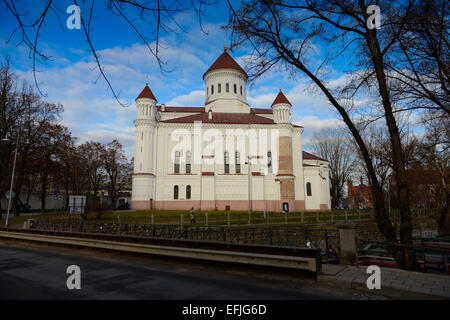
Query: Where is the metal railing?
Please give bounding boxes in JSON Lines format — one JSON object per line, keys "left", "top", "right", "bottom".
{"left": 28, "top": 219, "right": 339, "bottom": 263}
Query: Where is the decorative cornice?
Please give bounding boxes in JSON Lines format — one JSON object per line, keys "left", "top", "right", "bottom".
{"left": 204, "top": 69, "right": 247, "bottom": 82}
{"left": 134, "top": 119, "right": 156, "bottom": 127}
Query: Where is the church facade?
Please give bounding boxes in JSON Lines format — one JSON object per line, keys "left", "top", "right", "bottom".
{"left": 131, "top": 48, "right": 331, "bottom": 212}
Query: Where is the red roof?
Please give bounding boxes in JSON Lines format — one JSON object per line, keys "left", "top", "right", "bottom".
{"left": 155, "top": 106, "right": 272, "bottom": 114}
{"left": 251, "top": 108, "right": 273, "bottom": 114}
{"left": 271, "top": 90, "right": 291, "bottom": 106}
{"left": 303, "top": 151, "right": 328, "bottom": 162}
{"left": 203, "top": 49, "right": 248, "bottom": 79}
{"left": 161, "top": 112, "right": 275, "bottom": 125}
{"left": 136, "top": 84, "right": 157, "bottom": 101}
{"left": 157, "top": 106, "right": 204, "bottom": 113}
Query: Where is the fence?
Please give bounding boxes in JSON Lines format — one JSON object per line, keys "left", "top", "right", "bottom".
{"left": 128, "top": 208, "right": 438, "bottom": 227}
{"left": 28, "top": 219, "right": 339, "bottom": 263}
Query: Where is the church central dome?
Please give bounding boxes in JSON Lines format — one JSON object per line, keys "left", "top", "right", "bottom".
{"left": 203, "top": 47, "right": 248, "bottom": 79}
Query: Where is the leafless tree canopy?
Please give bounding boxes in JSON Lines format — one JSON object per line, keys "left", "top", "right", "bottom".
{"left": 3, "top": 0, "right": 216, "bottom": 106}
{"left": 0, "top": 60, "right": 132, "bottom": 216}
{"left": 225, "top": 0, "right": 449, "bottom": 269}
{"left": 310, "top": 127, "right": 356, "bottom": 209}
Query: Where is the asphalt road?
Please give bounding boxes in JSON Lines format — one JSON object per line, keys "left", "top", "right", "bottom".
{"left": 0, "top": 240, "right": 386, "bottom": 300}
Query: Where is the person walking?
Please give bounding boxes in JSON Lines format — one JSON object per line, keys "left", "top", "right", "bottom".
{"left": 190, "top": 207, "right": 196, "bottom": 224}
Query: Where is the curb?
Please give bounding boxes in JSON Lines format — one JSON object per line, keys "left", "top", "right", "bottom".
{"left": 317, "top": 274, "right": 449, "bottom": 299}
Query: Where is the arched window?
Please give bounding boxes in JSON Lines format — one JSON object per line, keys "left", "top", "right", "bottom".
{"left": 218, "top": 83, "right": 221, "bottom": 93}
{"left": 224, "top": 151, "right": 230, "bottom": 173}
{"left": 233, "top": 83, "right": 237, "bottom": 94}
{"left": 267, "top": 152, "right": 272, "bottom": 173}
{"left": 211, "top": 85, "right": 214, "bottom": 95}
{"left": 235, "top": 152, "right": 241, "bottom": 173}
{"left": 240, "top": 85, "right": 243, "bottom": 96}
{"left": 306, "top": 182, "right": 312, "bottom": 196}
{"left": 174, "top": 185, "right": 179, "bottom": 199}
{"left": 186, "top": 151, "right": 191, "bottom": 173}
{"left": 186, "top": 185, "right": 191, "bottom": 200}
{"left": 226, "top": 83, "right": 229, "bottom": 92}
{"left": 174, "top": 151, "right": 180, "bottom": 173}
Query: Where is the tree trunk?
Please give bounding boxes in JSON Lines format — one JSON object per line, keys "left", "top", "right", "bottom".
{"left": 360, "top": 1, "right": 419, "bottom": 270}
{"left": 41, "top": 174, "right": 48, "bottom": 214}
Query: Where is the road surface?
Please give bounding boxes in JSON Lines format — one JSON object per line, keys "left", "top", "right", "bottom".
{"left": 0, "top": 240, "right": 386, "bottom": 300}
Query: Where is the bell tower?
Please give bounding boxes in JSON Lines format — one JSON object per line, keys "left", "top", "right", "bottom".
{"left": 131, "top": 81, "right": 157, "bottom": 209}
{"left": 272, "top": 89, "right": 295, "bottom": 202}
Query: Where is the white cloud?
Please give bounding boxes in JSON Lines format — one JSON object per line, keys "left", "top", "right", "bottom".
{"left": 166, "top": 90, "right": 204, "bottom": 106}
{"left": 294, "top": 115, "right": 343, "bottom": 138}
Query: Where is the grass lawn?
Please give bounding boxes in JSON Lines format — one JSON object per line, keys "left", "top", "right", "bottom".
{"left": 3, "top": 208, "right": 437, "bottom": 230}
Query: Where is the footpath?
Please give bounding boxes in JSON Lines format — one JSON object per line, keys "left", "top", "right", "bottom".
{"left": 318, "top": 264, "right": 450, "bottom": 299}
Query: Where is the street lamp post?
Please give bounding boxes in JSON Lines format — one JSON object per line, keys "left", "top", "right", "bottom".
{"left": 245, "top": 156, "right": 252, "bottom": 224}
{"left": 4, "top": 133, "right": 19, "bottom": 228}
{"left": 260, "top": 168, "right": 267, "bottom": 221}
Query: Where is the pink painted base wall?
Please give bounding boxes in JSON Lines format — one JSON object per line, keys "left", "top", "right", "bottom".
{"left": 131, "top": 199, "right": 314, "bottom": 212}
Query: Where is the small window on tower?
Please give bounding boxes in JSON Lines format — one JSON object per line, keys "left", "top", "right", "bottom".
{"left": 218, "top": 83, "right": 221, "bottom": 93}
{"left": 226, "top": 83, "right": 229, "bottom": 92}
{"left": 240, "top": 86, "right": 242, "bottom": 96}
{"left": 233, "top": 84, "right": 237, "bottom": 94}
{"left": 211, "top": 85, "right": 214, "bottom": 95}
{"left": 306, "top": 182, "right": 312, "bottom": 196}
{"left": 174, "top": 185, "right": 179, "bottom": 200}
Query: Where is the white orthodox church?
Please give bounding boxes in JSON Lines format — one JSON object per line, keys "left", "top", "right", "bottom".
{"left": 131, "top": 48, "right": 331, "bottom": 212}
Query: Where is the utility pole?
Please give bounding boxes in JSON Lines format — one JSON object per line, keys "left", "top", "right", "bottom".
{"left": 260, "top": 168, "right": 267, "bottom": 221}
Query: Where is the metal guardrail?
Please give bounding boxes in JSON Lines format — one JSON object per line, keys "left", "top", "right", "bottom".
{"left": 0, "top": 228, "right": 321, "bottom": 273}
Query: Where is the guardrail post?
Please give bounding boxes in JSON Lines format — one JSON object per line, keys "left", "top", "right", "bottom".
{"left": 336, "top": 221, "right": 357, "bottom": 264}
{"left": 284, "top": 211, "right": 287, "bottom": 225}
{"left": 151, "top": 214, "right": 154, "bottom": 225}
{"left": 205, "top": 213, "right": 208, "bottom": 226}
{"left": 227, "top": 212, "right": 230, "bottom": 226}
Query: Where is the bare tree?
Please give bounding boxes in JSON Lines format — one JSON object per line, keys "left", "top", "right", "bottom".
{"left": 102, "top": 139, "right": 127, "bottom": 208}
{"left": 78, "top": 141, "right": 106, "bottom": 203}
{"left": 226, "top": 0, "right": 426, "bottom": 269}
{"left": 3, "top": 0, "right": 214, "bottom": 106}
{"left": 418, "top": 115, "right": 450, "bottom": 233}
{"left": 310, "top": 127, "right": 356, "bottom": 209}
{"left": 388, "top": 0, "right": 449, "bottom": 117}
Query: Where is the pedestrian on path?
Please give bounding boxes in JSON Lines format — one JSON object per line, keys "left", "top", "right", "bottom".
{"left": 190, "top": 208, "right": 196, "bottom": 224}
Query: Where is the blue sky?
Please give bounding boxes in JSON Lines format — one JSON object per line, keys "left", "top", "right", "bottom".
{"left": 0, "top": 0, "right": 348, "bottom": 159}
